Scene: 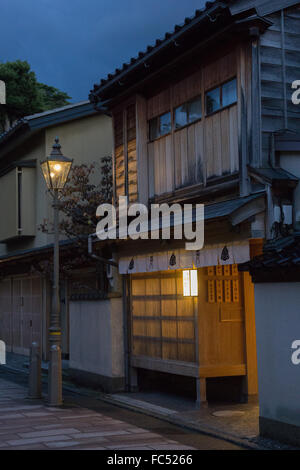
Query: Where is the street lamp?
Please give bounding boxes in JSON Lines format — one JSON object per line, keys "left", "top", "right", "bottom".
{"left": 41, "top": 137, "right": 73, "bottom": 406}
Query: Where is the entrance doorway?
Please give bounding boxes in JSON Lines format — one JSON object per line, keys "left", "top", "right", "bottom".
{"left": 129, "top": 265, "right": 258, "bottom": 404}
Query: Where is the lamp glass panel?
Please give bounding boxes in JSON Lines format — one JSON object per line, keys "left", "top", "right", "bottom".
{"left": 190, "top": 269, "right": 198, "bottom": 296}
{"left": 46, "top": 160, "right": 72, "bottom": 189}
{"left": 183, "top": 270, "right": 190, "bottom": 297}
{"left": 41, "top": 161, "right": 51, "bottom": 189}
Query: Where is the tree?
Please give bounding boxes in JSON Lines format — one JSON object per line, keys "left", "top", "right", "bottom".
{"left": 40, "top": 156, "right": 112, "bottom": 242}
{"left": 0, "top": 60, "right": 70, "bottom": 133}
{"left": 37, "top": 83, "right": 70, "bottom": 111}
{"left": 38, "top": 156, "right": 112, "bottom": 278}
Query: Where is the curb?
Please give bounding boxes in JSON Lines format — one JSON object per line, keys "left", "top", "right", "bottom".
{"left": 99, "top": 394, "right": 262, "bottom": 451}
{"left": 1, "top": 362, "right": 263, "bottom": 450}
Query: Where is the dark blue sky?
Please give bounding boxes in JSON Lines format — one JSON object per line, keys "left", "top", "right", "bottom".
{"left": 1, "top": 0, "right": 206, "bottom": 102}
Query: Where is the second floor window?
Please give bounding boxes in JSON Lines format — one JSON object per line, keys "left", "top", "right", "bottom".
{"left": 149, "top": 111, "right": 171, "bottom": 141}
{"left": 174, "top": 96, "right": 202, "bottom": 130}
{"left": 148, "top": 77, "right": 237, "bottom": 141}
{"left": 206, "top": 78, "right": 237, "bottom": 115}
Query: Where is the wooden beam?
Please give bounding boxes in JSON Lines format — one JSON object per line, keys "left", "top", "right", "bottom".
{"left": 229, "top": 196, "right": 265, "bottom": 226}
{"left": 196, "top": 378, "right": 207, "bottom": 407}
{"left": 131, "top": 355, "right": 198, "bottom": 377}
{"left": 237, "top": 43, "right": 250, "bottom": 196}
{"left": 136, "top": 94, "right": 148, "bottom": 205}
{"left": 199, "top": 364, "right": 246, "bottom": 377}
{"left": 251, "top": 38, "right": 262, "bottom": 167}
{"left": 243, "top": 271, "right": 258, "bottom": 395}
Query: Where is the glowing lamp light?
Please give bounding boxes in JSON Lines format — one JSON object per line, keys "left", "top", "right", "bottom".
{"left": 41, "top": 137, "right": 73, "bottom": 191}
{"left": 183, "top": 269, "right": 198, "bottom": 297}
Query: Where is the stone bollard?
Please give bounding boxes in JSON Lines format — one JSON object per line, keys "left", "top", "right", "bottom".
{"left": 28, "top": 342, "right": 42, "bottom": 399}
{"left": 48, "top": 344, "right": 63, "bottom": 406}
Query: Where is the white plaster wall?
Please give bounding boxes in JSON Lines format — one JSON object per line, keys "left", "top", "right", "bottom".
{"left": 0, "top": 112, "right": 112, "bottom": 254}
{"left": 255, "top": 282, "right": 300, "bottom": 427}
{"left": 280, "top": 152, "right": 300, "bottom": 230}
{"left": 69, "top": 298, "right": 124, "bottom": 379}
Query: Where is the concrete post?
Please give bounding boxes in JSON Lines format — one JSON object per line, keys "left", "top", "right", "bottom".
{"left": 28, "top": 342, "right": 42, "bottom": 399}
{"left": 48, "top": 345, "right": 63, "bottom": 406}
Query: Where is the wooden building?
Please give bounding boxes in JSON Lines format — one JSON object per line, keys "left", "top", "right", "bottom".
{"left": 90, "top": 0, "right": 300, "bottom": 404}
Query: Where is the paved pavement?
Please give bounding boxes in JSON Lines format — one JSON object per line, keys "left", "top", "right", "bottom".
{"left": 0, "top": 370, "right": 243, "bottom": 450}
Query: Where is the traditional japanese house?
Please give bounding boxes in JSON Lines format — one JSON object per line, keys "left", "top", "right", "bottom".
{"left": 90, "top": 0, "right": 300, "bottom": 403}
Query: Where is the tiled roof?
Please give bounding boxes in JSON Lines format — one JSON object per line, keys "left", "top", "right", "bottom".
{"left": 89, "top": 1, "right": 233, "bottom": 101}
{"left": 89, "top": 1, "right": 272, "bottom": 103}
{"left": 248, "top": 166, "right": 299, "bottom": 183}
{"left": 0, "top": 118, "right": 28, "bottom": 142}
{"left": 204, "top": 191, "right": 265, "bottom": 221}
{"left": 240, "top": 233, "right": 300, "bottom": 281}
{"left": 0, "top": 101, "right": 98, "bottom": 149}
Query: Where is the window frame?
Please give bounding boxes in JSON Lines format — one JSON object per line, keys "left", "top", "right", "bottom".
{"left": 147, "top": 76, "right": 238, "bottom": 142}
{"left": 205, "top": 77, "right": 237, "bottom": 117}
{"left": 148, "top": 111, "right": 172, "bottom": 142}
{"left": 174, "top": 94, "right": 202, "bottom": 132}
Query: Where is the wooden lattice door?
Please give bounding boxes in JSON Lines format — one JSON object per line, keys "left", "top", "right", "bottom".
{"left": 131, "top": 271, "right": 197, "bottom": 364}
{"left": 198, "top": 264, "right": 246, "bottom": 377}
{"left": 0, "top": 279, "right": 12, "bottom": 350}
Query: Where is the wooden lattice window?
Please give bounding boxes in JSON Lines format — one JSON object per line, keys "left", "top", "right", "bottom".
{"left": 207, "top": 264, "right": 240, "bottom": 304}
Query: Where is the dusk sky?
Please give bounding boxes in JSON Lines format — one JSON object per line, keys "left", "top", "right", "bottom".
{"left": 0, "top": 0, "right": 206, "bottom": 103}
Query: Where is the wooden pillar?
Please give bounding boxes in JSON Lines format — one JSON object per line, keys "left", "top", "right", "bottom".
{"left": 243, "top": 271, "right": 258, "bottom": 397}
{"left": 196, "top": 377, "right": 207, "bottom": 407}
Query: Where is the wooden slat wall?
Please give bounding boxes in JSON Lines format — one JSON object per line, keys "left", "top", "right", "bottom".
{"left": 0, "top": 277, "right": 43, "bottom": 356}
{"left": 259, "top": 6, "right": 300, "bottom": 165}
{"left": 136, "top": 95, "right": 149, "bottom": 205}
{"left": 202, "top": 51, "right": 237, "bottom": 90}
{"left": 131, "top": 272, "right": 197, "bottom": 364}
{"left": 112, "top": 104, "right": 139, "bottom": 203}
{"left": 113, "top": 110, "right": 126, "bottom": 200}
{"left": 115, "top": 144, "right": 125, "bottom": 199}
{"left": 147, "top": 49, "right": 239, "bottom": 196}
{"left": 198, "top": 266, "right": 246, "bottom": 375}
{"left": 0, "top": 279, "right": 12, "bottom": 351}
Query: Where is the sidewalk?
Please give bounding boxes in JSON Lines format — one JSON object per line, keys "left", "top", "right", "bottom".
{"left": 0, "top": 374, "right": 197, "bottom": 450}
{"left": 107, "top": 391, "right": 259, "bottom": 442}
{"left": 2, "top": 353, "right": 296, "bottom": 450}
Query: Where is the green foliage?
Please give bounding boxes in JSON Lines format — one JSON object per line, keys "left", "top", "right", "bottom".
{"left": 40, "top": 157, "right": 113, "bottom": 240}
{"left": 0, "top": 60, "right": 70, "bottom": 133}
{"left": 37, "top": 83, "right": 70, "bottom": 111}
{"left": 38, "top": 157, "right": 112, "bottom": 276}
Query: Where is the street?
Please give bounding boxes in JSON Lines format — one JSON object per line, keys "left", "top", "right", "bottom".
{"left": 0, "top": 370, "right": 243, "bottom": 450}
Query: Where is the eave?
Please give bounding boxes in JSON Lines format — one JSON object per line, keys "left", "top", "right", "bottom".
{"left": 90, "top": 6, "right": 271, "bottom": 105}
{"left": 248, "top": 165, "right": 299, "bottom": 189}
{"left": 0, "top": 101, "right": 102, "bottom": 157}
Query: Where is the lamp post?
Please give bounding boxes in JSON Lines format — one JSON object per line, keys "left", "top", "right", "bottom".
{"left": 41, "top": 137, "right": 73, "bottom": 406}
